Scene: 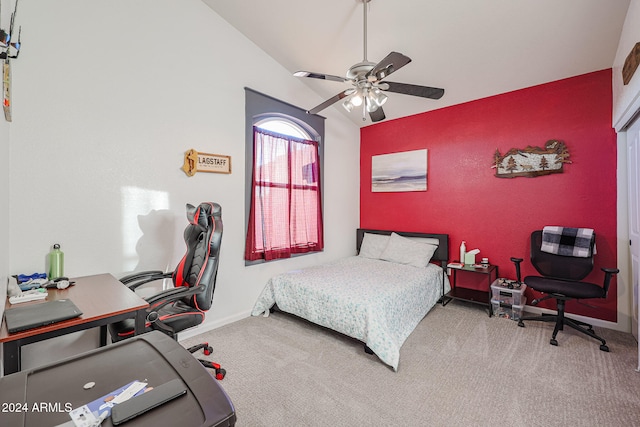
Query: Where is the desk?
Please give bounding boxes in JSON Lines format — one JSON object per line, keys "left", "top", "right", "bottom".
{"left": 1, "top": 273, "right": 149, "bottom": 375}
{"left": 0, "top": 331, "right": 236, "bottom": 426}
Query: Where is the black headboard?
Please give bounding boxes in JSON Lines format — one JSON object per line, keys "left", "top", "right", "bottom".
{"left": 356, "top": 229, "right": 449, "bottom": 264}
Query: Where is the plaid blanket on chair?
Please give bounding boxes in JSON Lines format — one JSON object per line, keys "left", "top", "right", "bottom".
{"left": 540, "top": 226, "right": 595, "bottom": 258}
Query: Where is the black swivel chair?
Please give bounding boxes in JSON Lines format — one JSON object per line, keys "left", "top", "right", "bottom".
{"left": 511, "top": 229, "right": 618, "bottom": 351}
{"left": 109, "top": 202, "right": 226, "bottom": 379}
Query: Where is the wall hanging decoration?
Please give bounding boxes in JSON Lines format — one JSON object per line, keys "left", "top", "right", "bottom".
{"left": 1, "top": 0, "right": 22, "bottom": 122}
{"left": 623, "top": 42, "right": 640, "bottom": 85}
{"left": 182, "top": 149, "right": 231, "bottom": 177}
{"left": 493, "top": 140, "right": 571, "bottom": 178}
{"left": 2, "top": 59, "right": 9, "bottom": 121}
{"left": 372, "top": 149, "right": 427, "bottom": 192}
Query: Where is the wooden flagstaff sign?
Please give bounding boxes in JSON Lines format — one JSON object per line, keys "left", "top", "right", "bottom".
{"left": 182, "top": 149, "right": 232, "bottom": 177}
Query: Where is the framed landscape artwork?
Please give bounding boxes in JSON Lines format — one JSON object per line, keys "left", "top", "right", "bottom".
{"left": 372, "top": 149, "right": 427, "bottom": 192}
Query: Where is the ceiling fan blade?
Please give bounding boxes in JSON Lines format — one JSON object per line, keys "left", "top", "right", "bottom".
{"left": 307, "top": 90, "right": 353, "bottom": 115}
{"left": 381, "top": 81, "right": 445, "bottom": 100}
{"left": 369, "top": 107, "right": 386, "bottom": 122}
{"left": 294, "top": 70, "right": 347, "bottom": 83}
{"left": 367, "top": 52, "right": 412, "bottom": 81}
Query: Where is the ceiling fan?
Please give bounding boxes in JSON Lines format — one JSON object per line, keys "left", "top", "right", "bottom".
{"left": 295, "top": 0, "right": 444, "bottom": 123}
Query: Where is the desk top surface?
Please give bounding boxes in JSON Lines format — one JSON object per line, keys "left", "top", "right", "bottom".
{"left": 0, "top": 273, "right": 149, "bottom": 342}
{"left": 451, "top": 263, "right": 498, "bottom": 274}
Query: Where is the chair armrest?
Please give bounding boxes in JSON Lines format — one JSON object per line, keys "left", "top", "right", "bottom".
{"left": 120, "top": 271, "right": 172, "bottom": 290}
{"left": 145, "top": 284, "right": 206, "bottom": 309}
{"left": 121, "top": 270, "right": 165, "bottom": 283}
{"left": 144, "top": 285, "right": 207, "bottom": 338}
{"left": 601, "top": 267, "right": 619, "bottom": 297}
{"left": 510, "top": 257, "right": 523, "bottom": 282}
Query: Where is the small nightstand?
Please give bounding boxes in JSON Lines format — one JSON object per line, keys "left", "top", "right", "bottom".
{"left": 442, "top": 263, "right": 499, "bottom": 316}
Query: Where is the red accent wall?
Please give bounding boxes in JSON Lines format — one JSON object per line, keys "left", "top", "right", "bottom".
{"left": 360, "top": 69, "right": 618, "bottom": 322}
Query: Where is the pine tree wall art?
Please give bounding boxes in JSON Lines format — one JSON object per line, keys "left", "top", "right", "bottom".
{"left": 493, "top": 140, "right": 571, "bottom": 178}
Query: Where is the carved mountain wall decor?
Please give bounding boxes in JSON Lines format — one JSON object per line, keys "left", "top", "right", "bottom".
{"left": 493, "top": 139, "right": 571, "bottom": 178}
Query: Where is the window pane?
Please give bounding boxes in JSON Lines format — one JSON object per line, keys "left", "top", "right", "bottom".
{"left": 256, "top": 119, "right": 309, "bottom": 139}
{"left": 290, "top": 188, "right": 320, "bottom": 246}
{"left": 256, "top": 134, "right": 289, "bottom": 185}
{"left": 252, "top": 186, "right": 290, "bottom": 252}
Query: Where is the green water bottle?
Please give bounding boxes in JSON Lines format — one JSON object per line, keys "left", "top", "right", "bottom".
{"left": 49, "top": 244, "right": 64, "bottom": 279}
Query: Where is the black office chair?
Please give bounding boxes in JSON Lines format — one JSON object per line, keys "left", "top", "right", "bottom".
{"left": 109, "top": 202, "right": 226, "bottom": 379}
{"left": 511, "top": 229, "right": 618, "bottom": 351}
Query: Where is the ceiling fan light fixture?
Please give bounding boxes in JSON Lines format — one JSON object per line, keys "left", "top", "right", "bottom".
{"left": 294, "top": 0, "right": 444, "bottom": 122}
{"left": 366, "top": 98, "right": 379, "bottom": 113}
{"left": 371, "top": 88, "right": 388, "bottom": 107}
{"left": 351, "top": 91, "right": 364, "bottom": 107}
{"left": 343, "top": 93, "right": 362, "bottom": 112}
{"left": 342, "top": 98, "right": 355, "bottom": 112}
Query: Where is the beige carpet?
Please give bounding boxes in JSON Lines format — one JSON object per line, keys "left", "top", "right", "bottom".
{"left": 181, "top": 302, "right": 640, "bottom": 427}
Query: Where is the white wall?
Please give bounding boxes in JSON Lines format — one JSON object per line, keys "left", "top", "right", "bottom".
{"left": 5, "top": 0, "right": 359, "bottom": 368}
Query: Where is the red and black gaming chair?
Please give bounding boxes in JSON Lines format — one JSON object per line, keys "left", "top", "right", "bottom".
{"left": 108, "top": 202, "right": 225, "bottom": 379}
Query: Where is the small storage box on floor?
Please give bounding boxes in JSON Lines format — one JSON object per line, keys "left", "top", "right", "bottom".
{"left": 491, "top": 297, "right": 526, "bottom": 321}
{"left": 491, "top": 279, "right": 527, "bottom": 305}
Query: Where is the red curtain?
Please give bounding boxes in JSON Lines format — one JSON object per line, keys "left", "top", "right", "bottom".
{"left": 245, "top": 127, "right": 324, "bottom": 261}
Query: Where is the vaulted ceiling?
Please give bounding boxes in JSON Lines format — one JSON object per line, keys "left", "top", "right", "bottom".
{"left": 202, "top": 0, "right": 630, "bottom": 127}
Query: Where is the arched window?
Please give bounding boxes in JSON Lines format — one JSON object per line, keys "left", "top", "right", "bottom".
{"left": 255, "top": 117, "right": 310, "bottom": 140}
{"left": 244, "top": 89, "right": 325, "bottom": 263}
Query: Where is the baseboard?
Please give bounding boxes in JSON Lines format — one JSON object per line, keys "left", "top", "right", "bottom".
{"left": 177, "top": 309, "right": 253, "bottom": 342}
{"left": 522, "top": 305, "right": 628, "bottom": 333}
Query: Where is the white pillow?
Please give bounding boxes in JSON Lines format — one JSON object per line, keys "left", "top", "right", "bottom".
{"left": 379, "top": 232, "right": 438, "bottom": 268}
{"left": 358, "top": 233, "right": 390, "bottom": 259}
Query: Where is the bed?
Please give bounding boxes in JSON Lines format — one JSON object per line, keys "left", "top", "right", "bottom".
{"left": 251, "top": 229, "right": 450, "bottom": 371}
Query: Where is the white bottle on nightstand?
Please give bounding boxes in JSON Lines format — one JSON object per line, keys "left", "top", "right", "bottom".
{"left": 460, "top": 241, "right": 466, "bottom": 264}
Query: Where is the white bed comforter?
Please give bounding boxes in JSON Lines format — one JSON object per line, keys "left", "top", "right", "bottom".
{"left": 251, "top": 256, "right": 451, "bottom": 371}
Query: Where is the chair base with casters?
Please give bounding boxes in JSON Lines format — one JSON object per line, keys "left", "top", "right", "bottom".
{"left": 186, "top": 342, "right": 227, "bottom": 380}
{"left": 109, "top": 309, "right": 227, "bottom": 380}
{"left": 108, "top": 293, "right": 227, "bottom": 379}
{"left": 511, "top": 229, "right": 618, "bottom": 352}
{"left": 108, "top": 202, "right": 226, "bottom": 379}
{"left": 515, "top": 294, "right": 610, "bottom": 352}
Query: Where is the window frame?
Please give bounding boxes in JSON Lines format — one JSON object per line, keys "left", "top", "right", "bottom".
{"left": 244, "top": 88, "right": 325, "bottom": 265}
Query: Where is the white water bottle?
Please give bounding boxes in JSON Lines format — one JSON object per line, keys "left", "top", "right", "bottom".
{"left": 460, "top": 241, "right": 466, "bottom": 264}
